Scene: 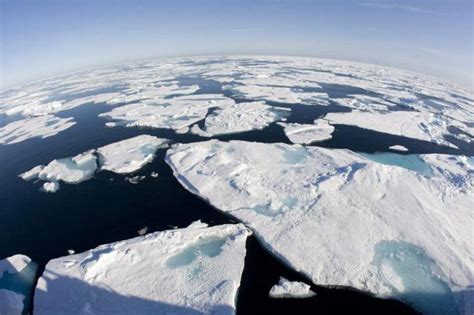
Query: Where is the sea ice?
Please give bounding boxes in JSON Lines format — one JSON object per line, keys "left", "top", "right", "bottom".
{"left": 389, "top": 145, "right": 409, "bottom": 152}
{"left": 0, "top": 115, "right": 76, "bottom": 145}
{"left": 325, "top": 110, "right": 454, "bottom": 147}
{"left": 99, "top": 94, "right": 235, "bottom": 131}
{"left": 20, "top": 135, "right": 169, "bottom": 191}
{"left": 166, "top": 140, "right": 473, "bottom": 315}
{"left": 37, "top": 150, "right": 98, "bottom": 184}
{"left": 97, "top": 135, "right": 169, "bottom": 174}
{"left": 191, "top": 102, "right": 290, "bottom": 136}
{"left": 269, "top": 277, "right": 316, "bottom": 298}
{"left": 0, "top": 255, "right": 38, "bottom": 315}
{"left": 42, "top": 182, "right": 60, "bottom": 193}
{"left": 278, "top": 120, "right": 334, "bottom": 144}
{"left": 228, "top": 84, "right": 329, "bottom": 105}
{"left": 34, "top": 223, "right": 249, "bottom": 314}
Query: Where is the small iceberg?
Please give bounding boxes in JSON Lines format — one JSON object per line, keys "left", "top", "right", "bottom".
{"left": 269, "top": 277, "right": 316, "bottom": 299}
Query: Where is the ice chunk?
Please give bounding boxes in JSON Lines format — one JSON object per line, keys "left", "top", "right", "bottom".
{"left": 278, "top": 120, "right": 334, "bottom": 144}
{"left": 99, "top": 94, "right": 235, "bottom": 130}
{"left": 0, "top": 255, "right": 38, "bottom": 315}
{"left": 0, "top": 115, "right": 76, "bottom": 145}
{"left": 0, "top": 255, "right": 31, "bottom": 275}
{"left": 42, "top": 181, "right": 60, "bottom": 193}
{"left": 19, "top": 165, "right": 45, "bottom": 181}
{"left": 34, "top": 224, "right": 249, "bottom": 314}
{"left": 0, "top": 289, "right": 24, "bottom": 315}
{"left": 97, "top": 135, "right": 169, "bottom": 174}
{"left": 166, "top": 140, "right": 472, "bottom": 314}
{"left": 20, "top": 135, "right": 170, "bottom": 191}
{"left": 325, "top": 110, "right": 454, "bottom": 147}
{"left": 389, "top": 145, "right": 409, "bottom": 152}
{"left": 38, "top": 150, "right": 97, "bottom": 184}
{"left": 269, "top": 277, "right": 316, "bottom": 298}
{"left": 191, "top": 102, "right": 290, "bottom": 136}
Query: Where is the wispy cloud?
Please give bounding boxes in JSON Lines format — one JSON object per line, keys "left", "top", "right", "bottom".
{"left": 360, "top": 1, "right": 433, "bottom": 14}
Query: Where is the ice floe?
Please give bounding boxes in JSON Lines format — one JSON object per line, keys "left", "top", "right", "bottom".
{"left": 0, "top": 255, "right": 38, "bottom": 315}
{"left": 278, "top": 120, "right": 334, "bottom": 144}
{"left": 166, "top": 140, "right": 473, "bottom": 315}
{"left": 228, "top": 85, "right": 329, "bottom": 105}
{"left": 20, "top": 135, "right": 169, "bottom": 191}
{"left": 34, "top": 223, "right": 249, "bottom": 314}
{"left": 100, "top": 94, "right": 235, "bottom": 130}
{"left": 389, "top": 145, "right": 409, "bottom": 152}
{"left": 325, "top": 110, "right": 457, "bottom": 148}
{"left": 191, "top": 102, "right": 290, "bottom": 136}
{"left": 0, "top": 115, "right": 76, "bottom": 145}
{"left": 97, "top": 135, "right": 169, "bottom": 174}
{"left": 269, "top": 277, "right": 316, "bottom": 299}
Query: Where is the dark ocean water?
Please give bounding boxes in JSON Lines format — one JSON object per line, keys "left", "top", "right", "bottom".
{"left": 1, "top": 77, "right": 471, "bottom": 314}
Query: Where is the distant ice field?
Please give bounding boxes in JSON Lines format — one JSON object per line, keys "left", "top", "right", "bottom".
{"left": 0, "top": 56, "right": 472, "bottom": 315}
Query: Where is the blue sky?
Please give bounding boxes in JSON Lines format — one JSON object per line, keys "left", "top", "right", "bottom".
{"left": 1, "top": 0, "right": 473, "bottom": 90}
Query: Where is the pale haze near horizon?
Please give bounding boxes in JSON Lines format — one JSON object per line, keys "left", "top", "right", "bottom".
{"left": 1, "top": 0, "right": 473, "bottom": 90}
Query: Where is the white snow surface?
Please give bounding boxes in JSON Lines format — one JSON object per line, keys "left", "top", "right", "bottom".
{"left": 34, "top": 223, "right": 249, "bottom": 315}
{"left": 0, "top": 115, "right": 76, "bottom": 145}
{"left": 389, "top": 145, "right": 409, "bottom": 152}
{"left": 166, "top": 140, "right": 473, "bottom": 315}
{"left": 325, "top": 110, "right": 455, "bottom": 147}
{"left": 20, "top": 135, "right": 169, "bottom": 190}
{"left": 0, "top": 289, "right": 24, "bottom": 315}
{"left": 269, "top": 277, "right": 316, "bottom": 299}
{"left": 99, "top": 94, "right": 235, "bottom": 130}
{"left": 278, "top": 120, "right": 334, "bottom": 144}
{"left": 37, "top": 150, "right": 97, "bottom": 184}
{"left": 97, "top": 135, "right": 169, "bottom": 174}
{"left": 42, "top": 182, "right": 60, "bottom": 193}
{"left": 191, "top": 101, "right": 290, "bottom": 136}
{"left": 0, "top": 255, "right": 31, "bottom": 276}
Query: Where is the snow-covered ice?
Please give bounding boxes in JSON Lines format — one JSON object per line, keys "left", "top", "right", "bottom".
{"left": 278, "top": 120, "right": 334, "bottom": 144}
{"left": 389, "top": 145, "right": 409, "bottom": 152}
{"left": 0, "top": 255, "right": 31, "bottom": 275}
{"left": 166, "top": 140, "right": 473, "bottom": 315}
{"left": 325, "top": 110, "right": 455, "bottom": 147}
{"left": 0, "top": 255, "right": 38, "bottom": 315}
{"left": 269, "top": 277, "right": 316, "bottom": 299}
{"left": 42, "top": 181, "right": 60, "bottom": 193}
{"left": 99, "top": 94, "right": 235, "bottom": 131}
{"left": 0, "top": 115, "right": 76, "bottom": 145}
{"left": 191, "top": 102, "right": 290, "bottom": 136}
{"left": 20, "top": 135, "right": 169, "bottom": 191}
{"left": 97, "top": 135, "right": 169, "bottom": 174}
{"left": 228, "top": 84, "right": 329, "bottom": 105}
{"left": 37, "top": 150, "right": 97, "bottom": 184}
{"left": 34, "top": 223, "right": 249, "bottom": 314}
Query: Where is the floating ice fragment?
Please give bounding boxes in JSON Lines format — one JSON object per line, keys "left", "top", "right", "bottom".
{"left": 389, "top": 145, "right": 409, "bottom": 152}
{"left": 34, "top": 224, "right": 249, "bottom": 314}
{"left": 42, "top": 182, "right": 60, "bottom": 193}
{"left": 278, "top": 120, "right": 334, "bottom": 144}
{"left": 0, "top": 115, "right": 76, "bottom": 145}
{"left": 269, "top": 277, "right": 316, "bottom": 299}
{"left": 191, "top": 102, "right": 290, "bottom": 136}
{"left": 98, "top": 135, "right": 169, "bottom": 174}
